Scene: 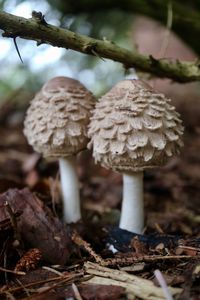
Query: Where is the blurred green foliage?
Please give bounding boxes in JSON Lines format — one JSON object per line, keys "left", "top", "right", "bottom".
{"left": 0, "top": 0, "right": 135, "bottom": 100}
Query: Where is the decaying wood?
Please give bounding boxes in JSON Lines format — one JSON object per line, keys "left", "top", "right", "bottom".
{"left": 84, "top": 262, "right": 182, "bottom": 300}
{"left": 0, "top": 188, "right": 70, "bottom": 264}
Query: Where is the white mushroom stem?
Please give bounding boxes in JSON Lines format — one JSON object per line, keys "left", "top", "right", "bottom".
{"left": 119, "top": 171, "right": 144, "bottom": 234}
{"left": 59, "top": 156, "right": 81, "bottom": 223}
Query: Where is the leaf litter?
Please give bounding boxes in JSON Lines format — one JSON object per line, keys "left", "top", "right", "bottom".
{"left": 0, "top": 95, "right": 199, "bottom": 299}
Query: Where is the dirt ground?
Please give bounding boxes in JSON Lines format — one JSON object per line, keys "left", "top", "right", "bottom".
{"left": 0, "top": 89, "right": 199, "bottom": 299}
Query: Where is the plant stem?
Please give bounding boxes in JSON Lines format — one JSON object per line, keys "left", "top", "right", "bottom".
{"left": 120, "top": 172, "right": 144, "bottom": 234}
{"left": 54, "top": 0, "right": 200, "bottom": 55}
{"left": 59, "top": 156, "right": 81, "bottom": 223}
{"left": 0, "top": 11, "right": 200, "bottom": 82}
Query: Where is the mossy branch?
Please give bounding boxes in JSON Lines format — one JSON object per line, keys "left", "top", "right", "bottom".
{"left": 48, "top": 0, "right": 200, "bottom": 55}
{"left": 0, "top": 11, "right": 200, "bottom": 83}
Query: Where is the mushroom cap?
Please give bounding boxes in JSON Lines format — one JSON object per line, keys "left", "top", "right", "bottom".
{"left": 88, "top": 79, "right": 184, "bottom": 172}
{"left": 24, "top": 76, "right": 95, "bottom": 158}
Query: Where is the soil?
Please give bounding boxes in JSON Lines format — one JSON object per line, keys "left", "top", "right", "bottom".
{"left": 0, "top": 94, "right": 199, "bottom": 299}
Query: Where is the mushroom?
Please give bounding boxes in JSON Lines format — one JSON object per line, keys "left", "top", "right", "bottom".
{"left": 24, "top": 76, "right": 95, "bottom": 223}
{"left": 88, "top": 79, "right": 184, "bottom": 233}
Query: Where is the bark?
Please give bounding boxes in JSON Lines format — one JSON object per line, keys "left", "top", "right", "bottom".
{"left": 0, "top": 11, "right": 200, "bottom": 83}
{"left": 47, "top": 0, "right": 200, "bottom": 55}
{"left": 0, "top": 188, "right": 70, "bottom": 264}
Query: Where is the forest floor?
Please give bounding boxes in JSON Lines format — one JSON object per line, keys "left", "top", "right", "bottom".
{"left": 0, "top": 95, "right": 199, "bottom": 299}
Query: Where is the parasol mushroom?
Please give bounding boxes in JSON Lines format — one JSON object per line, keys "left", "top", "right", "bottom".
{"left": 88, "top": 79, "right": 184, "bottom": 234}
{"left": 24, "top": 76, "right": 95, "bottom": 223}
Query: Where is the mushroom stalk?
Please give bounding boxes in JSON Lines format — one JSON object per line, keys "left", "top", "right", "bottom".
{"left": 119, "top": 171, "right": 144, "bottom": 234}
{"left": 59, "top": 156, "right": 81, "bottom": 223}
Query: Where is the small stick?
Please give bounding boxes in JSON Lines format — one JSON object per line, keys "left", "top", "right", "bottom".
{"left": 21, "top": 276, "right": 81, "bottom": 300}
{"left": 154, "top": 269, "right": 173, "bottom": 300}
{"left": 72, "top": 231, "right": 104, "bottom": 265}
{"left": 158, "top": 0, "right": 173, "bottom": 58}
{"left": 4, "top": 291, "right": 16, "bottom": 300}
{"left": 15, "top": 279, "right": 31, "bottom": 298}
{"left": 0, "top": 271, "right": 83, "bottom": 295}
{"left": 13, "top": 37, "right": 23, "bottom": 63}
{"left": 177, "top": 245, "right": 200, "bottom": 252}
{"left": 42, "top": 266, "right": 64, "bottom": 277}
{"left": 72, "top": 230, "right": 198, "bottom": 267}
{"left": 103, "top": 254, "right": 199, "bottom": 267}
{"left": 154, "top": 222, "right": 164, "bottom": 234}
{"left": 72, "top": 283, "right": 83, "bottom": 300}
{"left": 0, "top": 266, "right": 25, "bottom": 276}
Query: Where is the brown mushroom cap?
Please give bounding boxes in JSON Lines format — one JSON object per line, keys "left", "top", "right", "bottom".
{"left": 24, "top": 76, "right": 95, "bottom": 157}
{"left": 88, "top": 79, "right": 184, "bottom": 172}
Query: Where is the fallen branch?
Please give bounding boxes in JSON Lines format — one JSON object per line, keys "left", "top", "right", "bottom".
{"left": 71, "top": 231, "right": 199, "bottom": 267}
{"left": 0, "top": 11, "right": 200, "bottom": 83}
{"left": 103, "top": 254, "right": 199, "bottom": 267}
{"left": 51, "top": 0, "right": 200, "bottom": 55}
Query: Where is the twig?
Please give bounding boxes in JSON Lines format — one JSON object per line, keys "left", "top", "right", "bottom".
{"left": 72, "top": 283, "right": 83, "bottom": 300}
{"left": 154, "top": 269, "right": 173, "bottom": 300}
{"left": 51, "top": 0, "right": 200, "bottom": 55}
{"left": 84, "top": 262, "right": 182, "bottom": 299}
{"left": 102, "top": 254, "right": 199, "bottom": 267}
{"left": 72, "top": 230, "right": 199, "bottom": 267}
{"left": 177, "top": 245, "right": 200, "bottom": 253}
{"left": 72, "top": 231, "right": 104, "bottom": 265}
{"left": 0, "top": 272, "right": 83, "bottom": 295}
{"left": 20, "top": 275, "right": 82, "bottom": 300}
{"left": 0, "top": 11, "right": 200, "bottom": 83}
{"left": 158, "top": 0, "right": 173, "bottom": 58}
{"left": 14, "top": 279, "right": 31, "bottom": 298}
{"left": 4, "top": 291, "right": 16, "bottom": 300}
{"left": 154, "top": 223, "right": 164, "bottom": 234}
{"left": 0, "top": 266, "right": 25, "bottom": 276}
{"left": 42, "top": 266, "right": 64, "bottom": 277}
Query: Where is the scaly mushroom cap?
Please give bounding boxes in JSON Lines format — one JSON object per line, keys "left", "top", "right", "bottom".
{"left": 24, "top": 77, "right": 95, "bottom": 157}
{"left": 88, "top": 79, "right": 184, "bottom": 172}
